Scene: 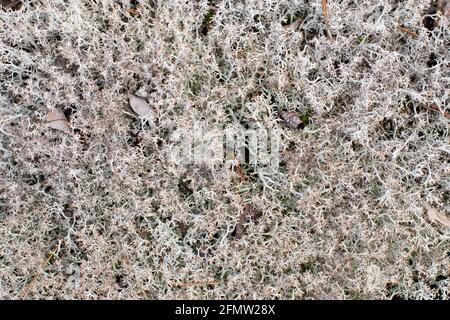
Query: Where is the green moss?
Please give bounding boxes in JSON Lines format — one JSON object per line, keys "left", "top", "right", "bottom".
{"left": 357, "top": 35, "right": 366, "bottom": 45}
{"left": 281, "top": 11, "right": 304, "bottom": 26}
{"left": 299, "top": 112, "right": 311, "bottom": 124}
{"left": 204, "top": 10, "right": 215, "bottom": 24}
{"left": 113, "top": 260, "right": 122, "bottom": 270}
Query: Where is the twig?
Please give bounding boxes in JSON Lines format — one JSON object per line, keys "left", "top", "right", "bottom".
{"left": 235, "top": 162, "right": 247, "bottom": 181}
{"left": 397, "top": 25, "right": 419, "bottom": 38}
{"left": 231, "top": 152, "right": 247, "bottom": 181}
{"left": 127, "top": 4, "right": 141, "bottom": 15}
{"left": 172, "top": 281, "right": 219, "bottom": 287}
{"left": 321, "top": 0, "right": 332, "bottom": 39}
{"left": 428, "top": 104, "right": 450, "bottom": 119}
{"left": 321, "top": 0, "right": 329, "bottom": 24}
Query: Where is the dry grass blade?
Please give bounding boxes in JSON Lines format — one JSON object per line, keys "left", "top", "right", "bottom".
{"left": 322, "top": 0, "right": 329, "bottom": 23}
{"left": 321, "top": 0, "right": 332, "bottom": 39}
{"left": 127, "top": 4, "right": 141, "bottom": 15}
{"left": 172, "top": 281, "right": 219, "bottom": 287}
{"left": 397, "top": 25, "right": 419, "bottom": 37}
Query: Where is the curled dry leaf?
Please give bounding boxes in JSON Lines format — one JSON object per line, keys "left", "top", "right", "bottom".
{"left": 45, "top": 110, "right": 71, "bottom": 133}
{"left": 425, "top": 204, "right": 450, "bottom": 228}
{"left": 234, "top": 203, "right": 262, "bottom": 239}
{"left": 280, "top": 110, "right": 304, "bottom": 129}
{"left": 128, "top": 93, "right": 153, "bottom": 118}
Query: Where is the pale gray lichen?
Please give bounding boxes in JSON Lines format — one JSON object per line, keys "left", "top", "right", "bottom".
{"left": 0, "top": 0, "right": 448, "bottom": 300}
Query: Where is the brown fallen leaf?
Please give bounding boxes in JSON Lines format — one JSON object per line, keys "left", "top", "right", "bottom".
{"left": 128, "top": 93, "right": 153, "bottom": 118}
{"left": 45, "top": 110, "right": 71, "bottom": 133}
{"left": 425, "top": 204, "right": 450, "bottom": 228}
{"left": 234, "top": 203, "right": 262, "bottom": 239}
{"left": 280, "top": 110, "right": 304, "bottom": 129}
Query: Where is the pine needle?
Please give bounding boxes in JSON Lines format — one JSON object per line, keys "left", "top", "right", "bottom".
{"left": 397, "top": 25, "right": 419, "bottom": 38}
{"left": 322, "top": 0, "right": 329, "bottom": 24}
{"left": 322, "top": 0, "right": 332, "bottom": 39}
{"left": 173, "top": 281, "right": 219, "bottom": 287}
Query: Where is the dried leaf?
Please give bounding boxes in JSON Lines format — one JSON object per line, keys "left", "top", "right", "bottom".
{"left": 45, "top": 110, "right": 71, "bottom": 133}
{"left": 280, "top": 110, "right": 304, "bottom": 129}
{"left": 425, "top": 204, "right": 450, "bottom": 228}
{"left": 128, "top": 93, "right": 153, "bottom": 118}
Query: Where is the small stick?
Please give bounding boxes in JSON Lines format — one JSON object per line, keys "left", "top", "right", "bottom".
{"left": 321, "top": 0, "right": 329, "bottom": 23}
{"left": 321, "top": 0, "right": 332, "bottom": 39}
{"left": 428, "top": 104, "right": 450, "bottom": 119}
{"left": 235, "top": 162, "right": 247, "bottom": 181}
{"left": 127, "top": 4, "right": 141, "bottom": 15}
{"left": 397, "top": 25, "right": 419, "bottom": 38}
{"left": 173, "top": 281, "right": 219, "bottom": 287}
{"left": 231, "top": 152, "right": 247, "bottom": 181}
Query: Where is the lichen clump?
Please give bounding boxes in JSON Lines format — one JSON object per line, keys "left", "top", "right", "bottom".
{"left": 0, "top": 0, "right": 448, "bottom": 299}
